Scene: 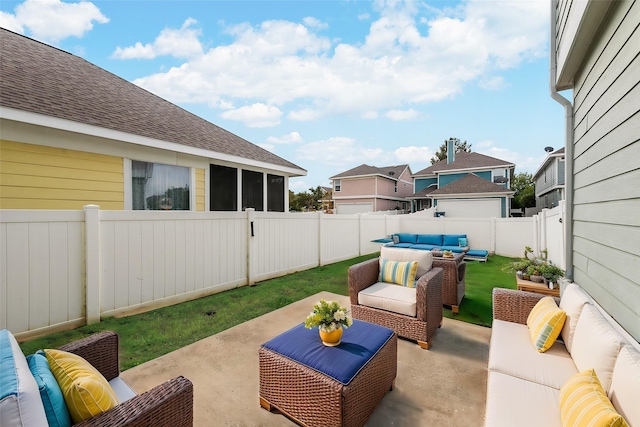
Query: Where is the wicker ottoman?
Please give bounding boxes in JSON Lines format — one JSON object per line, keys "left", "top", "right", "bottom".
{"left": 259, "top": 320, "right": 397, "bottom": 427}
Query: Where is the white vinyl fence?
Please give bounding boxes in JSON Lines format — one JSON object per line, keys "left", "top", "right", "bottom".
{"left": 1, "top": 202, "right": 564, "bottom": 338}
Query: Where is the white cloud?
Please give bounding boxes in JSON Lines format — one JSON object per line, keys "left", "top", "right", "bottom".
{"left": 112, "top": 18, "right": 203, "bottom": 59}
{"left": 385, "top": 109, "right": 418, "bottom": 121}
{"left": 1, "top": 0, "right": 108, "bottom": 43}
{"left": 266, "top": 132, "right": 304, "bottom": 144}
{"left": 394, "top": 146, "right": 433, "bottom": 165}
{"left": 132, "top": 0, "right": 549, "bottom": 122}
{"left": 295, "top": 136, "right": 386, "bottom": 168}
{"left": 220, "top": 103, "right": 282, "bottom": 128}
{"left": 476, "top": 139, "right": 545, "bottom": 174}
{"left": 303, "top": 16, "right": 327, "bottom": 29}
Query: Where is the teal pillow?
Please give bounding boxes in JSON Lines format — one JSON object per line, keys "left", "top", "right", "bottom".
{"left": 458, "top": 237, "right": 468, "bottom": 247}
{"left": 26, "top": 351, "right": 72, "bottom": 427}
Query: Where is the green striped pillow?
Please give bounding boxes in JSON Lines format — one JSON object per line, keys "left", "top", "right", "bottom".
{"left": 379, "top": 259, "right": 419, "bottom": 288}
{"left": 526, "top": 296, "right": 566, "bottom": 352}
{"left": 560, "top": 369, "right": 628, "bottom": 427}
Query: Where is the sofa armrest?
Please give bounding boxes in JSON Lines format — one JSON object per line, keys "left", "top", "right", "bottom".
{"left": 74, "top": 376, "right": 193, "bottom": 427}
{"left": 492, "top": 288, "right": 560, "bottom": 325}
{"left": 58, "top": 330, "right": 120, "bottom": 381}
{"left": 348, "top": 258, "right": 380, "bottom": 305}
{"left": 416, "top": 267, "right": 443, "bottom": 322}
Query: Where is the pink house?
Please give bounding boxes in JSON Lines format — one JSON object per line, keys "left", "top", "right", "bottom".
{"left": 329, "top": 164, "right": 413, "bottom": 214}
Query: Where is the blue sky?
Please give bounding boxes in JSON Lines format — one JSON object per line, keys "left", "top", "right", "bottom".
{"left": 1, "top": 0, "right": 566, "bottom": 192}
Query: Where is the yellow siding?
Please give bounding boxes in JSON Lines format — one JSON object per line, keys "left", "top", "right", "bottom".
{"left": 196, "top": 168, "right": 205, "bottom": 211}
{"left": 0, "top": 140, "right": 124, "bottom": 210}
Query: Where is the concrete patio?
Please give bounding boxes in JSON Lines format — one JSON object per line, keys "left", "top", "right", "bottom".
{"left": 121, "top": 291, "right": 492, "bottom": 426}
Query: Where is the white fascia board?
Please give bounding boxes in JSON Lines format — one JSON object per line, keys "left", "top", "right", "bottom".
{"left": 429, "top": 191, "right": 514, "bottom": 199}
{"left": 0, "top": 106, "right": 306, "bottom": 177}
{"left": 533, "top": 153, "right": 564, "bottom": 179}
{"left": 435, "top": 165, "right": 516, "bottom": 175}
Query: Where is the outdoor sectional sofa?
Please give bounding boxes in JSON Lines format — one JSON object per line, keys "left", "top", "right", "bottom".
{"left": 1, "top": 329, "right": 193, "bottom": 427}
{"left": 486, "top": 284, "right": 640, "bottom": 426}
{"left": 386, "top": 233, "right": 489, "bottom": 262}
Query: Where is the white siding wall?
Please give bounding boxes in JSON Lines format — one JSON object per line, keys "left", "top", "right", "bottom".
{"left": 569, "top": 0, "right": 640, "bottom": 340}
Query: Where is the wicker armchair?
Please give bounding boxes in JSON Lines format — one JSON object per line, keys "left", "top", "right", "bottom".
{"left": 58, "top": 331, "right": 193, "bottom": 427}
{"left": 432, "top": 253, "right": 467, "bottom": 313}
{"left": 348, "top": 258, "right": 443, "bottom": 349}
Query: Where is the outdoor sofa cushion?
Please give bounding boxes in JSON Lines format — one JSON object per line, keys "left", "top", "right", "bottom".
{"left": 379, "top": 259, "right": 418, "bottom": 287}
{"left": 609, "top": 346, "right": 640, "bottom": 424}
{"left": 380, "top": 245, "right": 432, "bottom": 277}
{"left": 526, "top": 297, "right": 566, "bottom": 353}
{"left": 416, "top": 234, "right": 443, "bottom": 246}
{"left": 0, "top": 329, "right": 49, "bottom": 427}
{"left": 558, "top": 283, "right": 590, "bottom": 353}
{"left": 443, "top": 234, "right": 467, "bottom": 246}
{"left": 26, "top": 351, "right": 72, "bottom": 427}
{"left": 358, "top": 282, "right": 417, "bottom": 317}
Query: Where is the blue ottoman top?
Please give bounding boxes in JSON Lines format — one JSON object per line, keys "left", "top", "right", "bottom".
{"left": 261, "top": 319, "right": 395, "bottom": 385}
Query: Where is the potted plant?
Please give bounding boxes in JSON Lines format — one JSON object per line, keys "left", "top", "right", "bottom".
{"left": 539, "top": 263, "right": 565, "bottom": 288}
{"left": 304, "top": 299, "right": 352, "bottom": 346}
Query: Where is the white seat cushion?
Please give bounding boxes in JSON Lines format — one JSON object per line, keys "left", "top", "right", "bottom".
{"left": 559, "top": 283, "right": 591, "bottom": 353}
{"left": 380, "top": 246, "right": 432, "bottom": 277}
{"left": 571, "top": 304, "right": 626, "bottom": 394}
{"left": 109, "top": 377, "right": 137, "bottom": 403}
{"left": 358, "top": 282, "right": 416, "bottom": 317}
{"left": 609, "top": 346, "right": 640, "bottom": 425}
{"left": 489, "top": 320, "right": 578, "bottom": 389}
{"left": 485, "top": 371, "right": 562, "bottom": 427}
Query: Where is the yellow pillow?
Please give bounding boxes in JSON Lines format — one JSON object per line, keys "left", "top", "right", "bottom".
{"left": 560, "top": 369, "right": 628, "bottom": 427}
{"left": 44, "top": 349, "right": 119, "bottom": 423}
{"left": 379, "top": 259, "right": 419, "bottom": 287}
{"left": 526, "top": 296, "right": 566, "bottom": 352}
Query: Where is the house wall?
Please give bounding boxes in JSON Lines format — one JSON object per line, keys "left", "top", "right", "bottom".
{"left": 567, "top": 0, "right": 640, "bottom": 341}
{"left": 335, "top": 177, "right": 375, "bottom": 196}
{"left": 415, "top": 177, "right": 437, "bottom": 192}
{"left": 195, "top": 168, "right": 205, "bottom": 211}
{"left": 0, "top": 140, "right": 124, "bottom": 210}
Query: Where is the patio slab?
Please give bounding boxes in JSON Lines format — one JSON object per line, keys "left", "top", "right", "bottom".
{"left": 120, "top": 291, "right": 491, "bottom": 426}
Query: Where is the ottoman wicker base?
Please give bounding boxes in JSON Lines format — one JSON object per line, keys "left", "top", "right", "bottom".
{"left": 259, "top": 321, "right": 397, "bottom": 427}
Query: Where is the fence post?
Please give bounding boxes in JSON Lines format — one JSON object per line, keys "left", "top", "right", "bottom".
{"left": 318, "top": 211, "right": 324, "bottom": 266}
{"left": 246, "top": 208, "right": 255, "bottom": 285}
{"left": 84, "top": 204, "right": 100, "bottom": 325}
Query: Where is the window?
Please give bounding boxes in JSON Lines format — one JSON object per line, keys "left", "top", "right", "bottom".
{"left": 267, "top": 174, "right": 284, "bottom": 212}
{"left": 394, "top": 181, "right": 398, "bottom": 193}
{"left": 132, "top": 161, "right": 190, "bottom": 210}
{"left": 334, "top": 179, "right": 341, "bottom": 192}
{"left": 210, "top": 164, "right": 237, "bottom": 211}
{"left": 242, "top": 170, "right": 263, "bottom": 211}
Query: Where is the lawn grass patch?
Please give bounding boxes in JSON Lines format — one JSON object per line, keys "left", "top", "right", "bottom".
{"left": 19, "top": 253, "right": 516, "bottom": 369}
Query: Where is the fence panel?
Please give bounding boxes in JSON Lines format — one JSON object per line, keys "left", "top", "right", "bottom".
{"left": 320, "top": 214, "right": 361, "bottom": 264}
{"left": 0, "top": 210, "right": 84, "bottom": 334}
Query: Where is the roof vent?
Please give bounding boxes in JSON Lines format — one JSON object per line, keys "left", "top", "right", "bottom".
{"left": 389, "top": 171, "right": 395, "bottom": 176}
{"left": 544, "top": 146, "right": 554, "bottom": 153}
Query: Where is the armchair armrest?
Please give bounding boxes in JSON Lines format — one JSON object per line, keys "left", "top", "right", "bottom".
{"left": 348, "top": 258, "right": 380, "bottom": 305}
{"left": 74, "top": 376, "right": 194, "bottom": 427}
{"left": 58, "top": 330, "right": 120, "bottom": 381}
{"left": 415, "top": 267, "right": 443, "bottom": 321}
{"left": 492, "top": 288, "right": 560, "bottom": 325}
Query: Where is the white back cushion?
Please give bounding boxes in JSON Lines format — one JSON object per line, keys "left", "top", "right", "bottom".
{"left": 380, "top": 246, "right": 432, "bottom": 278}
{"left": 0, "top": 330, "right": 48, "bottom": 427}
{"left": 609, "top": 346, "right": 640, "bottom": 425}
{"left": 559, "top": 283, "right": 591, "bottom": 353}
{"left": 571, "top": 304, "right": 626, "bottom": 394}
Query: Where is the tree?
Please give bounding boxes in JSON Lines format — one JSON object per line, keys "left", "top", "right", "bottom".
{"left": 289, "top": 186, "right": 326, "bottom": 212}
{"left": 511, "top": 172, "right": 536, "bottom": 209}
{"left": 430, "top": 138, "right": 472, "bottom": 164}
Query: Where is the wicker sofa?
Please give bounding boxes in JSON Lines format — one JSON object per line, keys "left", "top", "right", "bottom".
{"left": 348, "top": 246, "right": 443, "bottom": 349}
{"left": 1, "top": 330, "right": 193, "bottom": 427}
{"left": 486, "top": 284, "right": 640, "bottom": 426}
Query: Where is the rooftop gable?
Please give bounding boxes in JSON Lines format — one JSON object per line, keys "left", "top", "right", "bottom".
{"left": 0, "top": 29, "right": 304, "bottom": 174}
{"left": 330, "top": 164, "right": 410, "bottom": 180}
{"left": 413, "top": 152, "right": 514, "bottom": 177}
{"left": 429, "top": 173, "right": 514, "bottom": 196}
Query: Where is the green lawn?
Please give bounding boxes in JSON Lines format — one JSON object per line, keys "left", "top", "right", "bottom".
{"left": 20, "top": 254, "right": 516, "bottom": 370}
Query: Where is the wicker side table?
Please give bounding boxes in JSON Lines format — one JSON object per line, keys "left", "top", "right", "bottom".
{"left": 259, "top": 320, "right": 397, "bottom": 427}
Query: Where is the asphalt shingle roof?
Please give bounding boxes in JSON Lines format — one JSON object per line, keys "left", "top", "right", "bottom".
{"left": 330, "top": 164, "right": 409, "bottom": 179}
{"left": 430, "top": 173, "right": 513, "bottom": 195}
{"left": 0, "top": 29, "right": 304, "bottom": 172}
{"left": 413, "top": 152, "right": 513, "bottom": 176}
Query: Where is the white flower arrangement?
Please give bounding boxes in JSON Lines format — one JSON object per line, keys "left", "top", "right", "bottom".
{"left": 304, "top": 299, "right": 352, "bottom": 333}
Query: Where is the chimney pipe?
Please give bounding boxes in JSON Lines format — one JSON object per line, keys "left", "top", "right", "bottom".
{"left": 447, "top": 138, "right": 458, "bottom": 164}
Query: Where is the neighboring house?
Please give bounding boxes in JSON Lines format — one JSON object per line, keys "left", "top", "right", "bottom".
{"left": 330, "top": 164, "right": 413, "bottom": 214}
{"left": 319, "top": 186, "right": 334, "bottom": 213}
{"left": 411, "top": 138, "right": 515, "bottom": 217}
{"left": 533, "top": 147, "right": 565, "bottom": 209}
{"left": 552, "top": 0, "right": 639, "bottom": 340}
{"left": 0, "top": 29, "right": 305, "bottom": 212}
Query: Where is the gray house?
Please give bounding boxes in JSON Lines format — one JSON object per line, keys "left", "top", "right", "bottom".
{"left": 552, "top": 0, "right": 639, "bottom": 340}
{"left": 533, "top": 147, "right": 565, "bottom": 209}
